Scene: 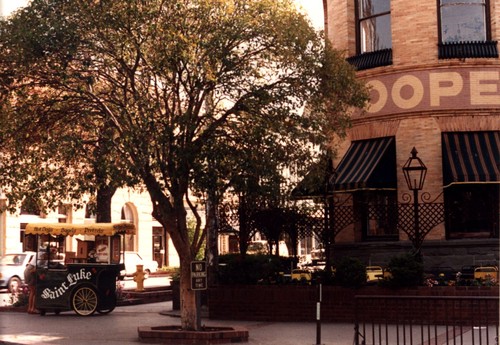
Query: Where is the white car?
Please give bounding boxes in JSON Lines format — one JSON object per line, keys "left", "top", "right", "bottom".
{"left": 0, "top": 252, "right": 36, "bottom": 292}
{"left": 120, "top": 251, "right": 158, "bottom": 279}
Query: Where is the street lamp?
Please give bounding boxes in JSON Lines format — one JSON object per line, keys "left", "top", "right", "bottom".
{"left": 323, "top": 158, "right": 336, "bottom": 275}
{"left": 402, "top": 147, "right": 427, "bottom": 257}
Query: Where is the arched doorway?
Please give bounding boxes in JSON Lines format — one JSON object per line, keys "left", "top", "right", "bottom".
{"left": 121, "top": 203, "right": 138, "bottom": 251}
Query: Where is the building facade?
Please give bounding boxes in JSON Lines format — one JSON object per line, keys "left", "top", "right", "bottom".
{"left": 323, "top": 0, "right": 499, "bottom": 269}
{"left": 0, "top": 188, "right": 181, "bottom": 268}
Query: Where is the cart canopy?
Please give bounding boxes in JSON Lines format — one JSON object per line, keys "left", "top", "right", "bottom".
{"left": 25, "top": 223, "right": 136, "bottom": 236}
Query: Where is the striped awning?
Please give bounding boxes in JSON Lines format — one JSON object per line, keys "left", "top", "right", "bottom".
{"left": 334, "top": 137, "right": 396, "bottom": 191}
{"left": 442, "top": 131, "right": 500, "bottom": 187}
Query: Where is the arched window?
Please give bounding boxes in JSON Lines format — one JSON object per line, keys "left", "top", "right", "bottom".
{"left": 121, "top": 203, "right": 136, "bottom": 251}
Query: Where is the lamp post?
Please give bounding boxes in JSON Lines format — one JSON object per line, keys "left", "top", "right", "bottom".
{"left": 323, "top": 158, "right": 336, "bottom": 276}
{"left": 402, "top": 147, "right": 427, "bottom": 258}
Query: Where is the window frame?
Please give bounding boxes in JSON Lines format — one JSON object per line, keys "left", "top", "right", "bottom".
{"left": 355, "top": 0, "right": 392, "bottom": 55}
{"left": 354, "top": 190, "right": 399, "bottom": 241}
{"left": 444, "top": 184, "right": 499, "bottom": 239}
{"left": 437, "top": 0, "right": 491, "bottom": 44}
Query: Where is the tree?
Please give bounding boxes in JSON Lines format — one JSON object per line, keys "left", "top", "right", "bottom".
{"left": 0, "top": 9, "right": 136, "bottom": 220}
{"left": 0, "top": 0, "right": 368, "bottom": 330}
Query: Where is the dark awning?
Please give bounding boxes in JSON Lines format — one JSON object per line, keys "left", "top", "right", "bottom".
{"left": 334, "top": 137, "right": 396, "bottom": 191}
{"left": 442, "top": 131, "right": 500, "bottom": 187}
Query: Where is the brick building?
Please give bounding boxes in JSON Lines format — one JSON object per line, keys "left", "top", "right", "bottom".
{"left": 321, "top": 0, "right": 499, "bottom": 269}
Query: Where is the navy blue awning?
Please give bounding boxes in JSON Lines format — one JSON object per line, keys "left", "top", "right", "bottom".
{"left": 334, "top": 137, "right": 396, "bottom": 191}
{"left": 442, "top": 131, "right": 500, "bottom": 187}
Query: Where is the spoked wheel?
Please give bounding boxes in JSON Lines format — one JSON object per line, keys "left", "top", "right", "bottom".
{"left": 72, "top": 286, "right": 98, "bottom": 316}
{"left": 97, "top": 293, "right": 116, "bottom": 315}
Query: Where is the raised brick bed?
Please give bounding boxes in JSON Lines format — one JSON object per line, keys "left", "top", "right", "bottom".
{"left": 138, "top": 325, "right": 249, "bottom": 344}
{"left": 207, "top": 285, "right": 499, "bottom": 323}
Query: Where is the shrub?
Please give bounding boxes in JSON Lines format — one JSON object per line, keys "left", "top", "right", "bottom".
{"left": 217, "top": 254, "right": 296, "bottom": 285}
{"left": 335, "top": 257, "right": 366, "bottom": 288}
{"left": 384, "top": 253, "right": 424, "bottom": 288}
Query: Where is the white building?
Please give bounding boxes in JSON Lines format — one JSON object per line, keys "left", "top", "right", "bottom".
{"left": 0, "top": 188, "right": 181, "bottom": 268}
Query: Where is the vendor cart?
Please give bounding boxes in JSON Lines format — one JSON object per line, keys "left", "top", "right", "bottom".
{"left": 25, "top": 222, "right": 136, "bottom": 316}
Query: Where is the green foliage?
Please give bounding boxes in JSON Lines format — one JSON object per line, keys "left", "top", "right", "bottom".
{"left": 0, "top": 0, "right": 369, "bottom": 329}
{"left": 335, "top": 257, "right": 366, "bottom": 288}
{"left": 384, "top": 253, "right": 424, "bottom": 288}
{"left": 187, "top": 217, "right": 205, "bottom": 260}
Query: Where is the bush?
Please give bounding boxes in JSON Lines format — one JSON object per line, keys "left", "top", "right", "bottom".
{"left": 335, "top": 257, "right": 366, "bottom": 288}
{"left": 384, "top": 253, "right": 424, "bottom": 288}
{"left": 217, "top": 254, "right": 296, "bottom": 285}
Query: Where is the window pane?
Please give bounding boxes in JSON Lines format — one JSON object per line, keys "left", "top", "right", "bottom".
{"left": 445, "top": 184, "right": 499, "bottom": 238}
{"left": 360, "top": 15, "right": 392, "bottom": 53}
{"left": 359, "top": 0, "right": 390, "bottom": 18}
{"left": 441, "top": 0, "right": 484, "bottom": 4}
{"left": 441, "top": 5, "right": 486, "bottom": 42}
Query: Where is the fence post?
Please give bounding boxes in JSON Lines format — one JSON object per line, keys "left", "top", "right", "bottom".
{"left": 315, "top": 283, "right": 323, "bottom": 345}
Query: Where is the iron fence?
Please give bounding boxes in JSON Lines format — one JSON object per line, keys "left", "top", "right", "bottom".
{"left": 354, "top": 295, "right": 499, "bottom": 345}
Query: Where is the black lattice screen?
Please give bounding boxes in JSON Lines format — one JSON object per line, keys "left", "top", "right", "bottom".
{"left": 218, "top": 199, "right": 445, "bottom": 250}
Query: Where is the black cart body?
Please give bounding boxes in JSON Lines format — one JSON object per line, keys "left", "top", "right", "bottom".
{"left": 25, "top": 223, "right": 136, "bottom": 316}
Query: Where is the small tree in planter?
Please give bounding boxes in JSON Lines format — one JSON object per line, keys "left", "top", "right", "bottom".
{"left": 383, "top": 253, "right": 424, "bottom": 288}
{"left": 335, "top": 257, "right": 366, "bottom": 289}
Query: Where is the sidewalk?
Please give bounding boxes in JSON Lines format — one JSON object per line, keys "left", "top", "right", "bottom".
{"left": 0, "top": 300, "right": 357, "bottom": 345}
{"left": 119, "top": 284, "right": 357, "bottom": 344}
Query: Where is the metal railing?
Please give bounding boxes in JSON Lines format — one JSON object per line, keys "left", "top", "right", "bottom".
{"left": 354, "top": 295, "right": 499, "bottom": 345}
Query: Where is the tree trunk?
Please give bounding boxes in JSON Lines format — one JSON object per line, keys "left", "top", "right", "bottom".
{"left": 148, "top": 185, "right": 200, "bottom": 330}
{"left": 180, "top": 255, "right": 198, "bottom": 330}
{"left": 95, "top": 184, "right": 116, "bottom": 223}
{"left": 205, "top": 193, "right": 218, "bottom": 287}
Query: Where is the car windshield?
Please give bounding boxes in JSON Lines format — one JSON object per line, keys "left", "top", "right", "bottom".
{"left": 0, "top": 254, "right": 26, "bottom": 266}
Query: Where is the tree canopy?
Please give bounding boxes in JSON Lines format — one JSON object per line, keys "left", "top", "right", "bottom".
{"left": 0, "top": 0, "right": 368, "bottom": 329}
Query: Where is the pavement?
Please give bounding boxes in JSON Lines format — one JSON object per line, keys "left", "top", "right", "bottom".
{"left": 0, "top": 275, "right": 357, "bottom": 345}
{"left": 1, "top": 289, "right": 498, "bottom": 345}
{"left": 0, "top": 300, "right": 357, "bottom": 345}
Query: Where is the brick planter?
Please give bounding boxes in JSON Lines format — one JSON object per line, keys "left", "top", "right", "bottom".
{"left": 208, "top": 285, "right": 499, "bottom": 322}
{"left": 138, "top": 325, "right": 249, "bottom": 344}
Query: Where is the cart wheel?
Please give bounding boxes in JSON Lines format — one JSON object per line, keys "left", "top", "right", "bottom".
{"left": 97, "top": 293, "right": 116, "bottom": 314}
{"left": 97, "top": 305, "right": 115, "bottom": 314}
{"left": 72, "top": 286, "right": 98, "bottom": 316}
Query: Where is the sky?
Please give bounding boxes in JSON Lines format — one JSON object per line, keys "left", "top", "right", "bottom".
{"left": 0, "top": 0, "right": 29, "bottom": 17}
{"left": 294, "top": 0, "right": 324, "bottom": 30}
{"left": 2, "top": 0, "right": 324, "bottom": 30}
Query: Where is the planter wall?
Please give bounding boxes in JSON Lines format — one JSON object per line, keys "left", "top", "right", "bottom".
{"left": 208, "top": 285, "right": 499, "bottom": 322}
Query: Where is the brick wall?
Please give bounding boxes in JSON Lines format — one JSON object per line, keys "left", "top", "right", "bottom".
{"left": 322, "top": 0, "right": 500, "bottom": 255}
{"left": 208, "top": 285, "right": 499, "bottom": 323}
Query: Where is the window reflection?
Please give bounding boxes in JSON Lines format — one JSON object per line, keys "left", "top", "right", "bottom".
{"left": 440, "top": 0, "right": 486, "bottom": 43}
{"left": 358, "top": 0, "right": 392, "bottom": 54}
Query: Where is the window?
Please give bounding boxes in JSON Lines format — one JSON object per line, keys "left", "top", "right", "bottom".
{"left": 358, "top": 0, "right": 392, "bottom": 54}
{"left": 439, "top": 0, "right": 487, "bottom": 43}
{"left": 354, "top": 191, "right": 398, "bottom": 241}
{"left": 445, "top": 184, "right": 499, "bottom": 239}
{"left": 348, "top": 0, "right": 393, "bottom": 69}
{"left": 438, "top": 0, "right": 497, "bottom": 59}
{"left": 121, "top": 203, "right": 136, "bottom": 251}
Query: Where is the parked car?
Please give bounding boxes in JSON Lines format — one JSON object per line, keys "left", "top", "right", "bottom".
{"left": 291, "top": 269, "right": 312, "bottom": 284}
{"left": 366, "top": 266, "right": 384, "bottom": 283}
{"left": 120, "top": 251, "right": 158, "bottom": 279}
{"left": 474, "top": 266, "right": 498, "bottom": 281}
{"left": 0, "top": 252, "right": 36, "bottom": 292}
